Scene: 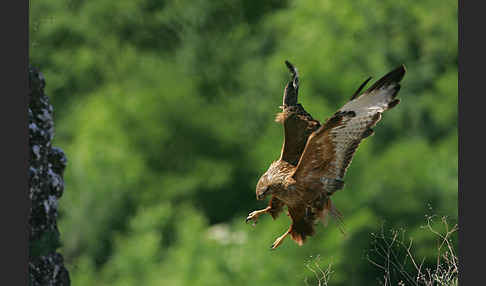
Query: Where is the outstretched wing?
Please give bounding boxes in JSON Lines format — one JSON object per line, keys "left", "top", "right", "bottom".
{"left": 291, "top": 65, "right": 406, "bottom": 194}
{"left": 276, "top": 61, "right": 321, "bottom": 166}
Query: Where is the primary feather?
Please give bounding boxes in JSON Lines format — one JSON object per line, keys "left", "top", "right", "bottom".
{"left": 293, "top": 65, "right": 406, "bottom": 185}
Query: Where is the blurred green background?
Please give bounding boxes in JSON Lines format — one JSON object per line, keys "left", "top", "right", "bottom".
{"left": 30, "top": 0, "right": 457, "bottom": 285}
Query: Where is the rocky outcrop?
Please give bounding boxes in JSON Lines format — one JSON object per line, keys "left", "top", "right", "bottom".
{"left": 28, "top": 66, "right": 70, "bottom": 286}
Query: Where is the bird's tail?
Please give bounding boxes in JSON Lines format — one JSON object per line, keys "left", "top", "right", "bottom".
{"left": 288, "top": 206, "right": 315, "bottom": 246}
{"left": 318, "top": 198, "right": 346, "bottom": 235}
{"left": 288, "top": 198, "right": 346, "bottom": 246}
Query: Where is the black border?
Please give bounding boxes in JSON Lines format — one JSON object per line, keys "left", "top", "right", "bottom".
{"left": 459, "top": 0, "right": 483, "bottom": 285}
{"left": 0, "top": 0, "right": 29, "bottom": 284}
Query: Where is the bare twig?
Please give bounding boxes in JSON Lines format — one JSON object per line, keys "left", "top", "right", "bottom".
{"left": 304, "top": 255, "right": 333, "bottom": 286}
{"left": 368, "top": 216, "right": 458, "bottom": 286}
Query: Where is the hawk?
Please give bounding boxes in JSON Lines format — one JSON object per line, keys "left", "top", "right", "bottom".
{"left": 246, "top": 61, "right": 406, "bottom": 249}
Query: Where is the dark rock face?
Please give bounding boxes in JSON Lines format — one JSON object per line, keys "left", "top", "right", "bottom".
{"left": 29, "top": 66, "right": 70, "bottom": 286}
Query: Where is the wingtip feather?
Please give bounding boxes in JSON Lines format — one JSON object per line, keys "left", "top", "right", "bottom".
{"left": 284, "top": 60, "right": 297, "bottom": 77}
{"left": 350, "top": 76, "right": 373, "bottom": 101}
{"left": 366, "top": 64, "right": 406, "bottom": 93}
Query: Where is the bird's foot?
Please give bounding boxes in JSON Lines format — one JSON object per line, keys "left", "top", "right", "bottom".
{"left": 245, "top": 211, "right": 262, "bottom": 226}
{"left": 245, "top": 206, "right": 271, "bottom": 226}
{"left": 270, "top": 229, "right": 291, "bottom": 250}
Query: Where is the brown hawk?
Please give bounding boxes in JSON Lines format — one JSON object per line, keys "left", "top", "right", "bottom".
{"left": 246, "top": 61, "right": 406, "bottom": 249}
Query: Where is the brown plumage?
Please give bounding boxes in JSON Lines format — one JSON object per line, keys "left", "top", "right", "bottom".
{"left": 246, "top": 61, "right": 406, "bottom": 249}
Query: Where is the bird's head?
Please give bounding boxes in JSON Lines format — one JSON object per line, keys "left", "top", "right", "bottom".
{"left": 255, "top": 172, "right": 273, "bottom": 200}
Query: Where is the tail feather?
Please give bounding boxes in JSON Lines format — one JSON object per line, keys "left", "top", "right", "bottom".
{"left": 287, "top": 198, "right": 347, "bottom": 246}
{"left": 317, "top": 198, "right": 346, "bottom": 235}
{"left": 288, "top": 206, "right": 315, "bottom": 245}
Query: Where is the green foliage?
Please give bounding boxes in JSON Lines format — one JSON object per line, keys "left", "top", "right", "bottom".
{"left": 30, "top": 0, "right": 457, "bottom": 285}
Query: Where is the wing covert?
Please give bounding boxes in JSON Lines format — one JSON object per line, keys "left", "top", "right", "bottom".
{"left": 291, "top": 65, "right": 406, "bottom": 193}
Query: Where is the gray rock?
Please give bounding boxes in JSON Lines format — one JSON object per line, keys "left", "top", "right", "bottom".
{"left": 29, "top": 66, "right": 70, "bottom": 286}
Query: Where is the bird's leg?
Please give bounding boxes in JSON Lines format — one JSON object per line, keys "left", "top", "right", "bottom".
{"left": 246, "top": 206, "right": 271, "bottom": 225}
{"left": 270, "top": 227, "right": 292, "bottom": 250}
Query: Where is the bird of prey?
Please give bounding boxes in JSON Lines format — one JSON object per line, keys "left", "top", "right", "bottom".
{"left": 246, "top": 61, "right": 406, "bottom": 249}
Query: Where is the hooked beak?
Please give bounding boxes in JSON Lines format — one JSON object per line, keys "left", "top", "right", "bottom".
{"left": 257, "top": 188, "right": 269, "bottom": 200}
